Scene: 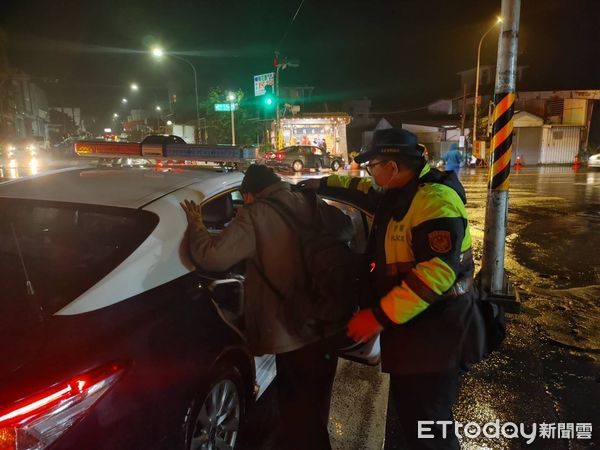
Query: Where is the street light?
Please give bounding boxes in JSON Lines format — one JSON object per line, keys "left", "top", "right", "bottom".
{"left": 155, "top": 105, "right": 161, "bottom": 111}
{"left": 151, "top": 46, "right": 201, "bottom": 143}
{"left": 227, "top": 92, "right": 236, "bottom": 145}
{"left": 122, "top": 98, "right": 128, "bottom": 104}
{"left": 113, "top": 113, "right": 119, "bottom": 118}
{"left": 130, "top": 83, "right": 139, "bottom": 91}
{"left": 472, "top": 16, "right": 502, "bottom": 160}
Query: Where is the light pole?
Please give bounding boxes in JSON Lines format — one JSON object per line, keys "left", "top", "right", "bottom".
{"left": 227, "top": 92, "right": 236, "bottom": 145}
{"left": 155, "top": 105, "right": 162, "bottom": 131}
{"left": 473, "top": 17, "right": 502, "bottom": 160}
{"left": 152, "top": 47, "right": 201, "bottom": 143}
{"left": 112, "top": 113, "right": 120, "bottom": 133}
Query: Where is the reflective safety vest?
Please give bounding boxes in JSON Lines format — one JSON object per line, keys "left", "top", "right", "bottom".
{"left": 326, "top": 164, "right": 473, "bottom": 326}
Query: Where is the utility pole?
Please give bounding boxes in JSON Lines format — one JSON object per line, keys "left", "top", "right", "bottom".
{"left": 273, "top": 51, "right": 299, "bottom": 149}
{"left": 479, "top": 0, "right": 521, "bottom": 309}
{"left": 460, "top": 83, "right": 467, "bottom": 135}
{"left": 460, "top": 83, "right": 467, "bottom": 163}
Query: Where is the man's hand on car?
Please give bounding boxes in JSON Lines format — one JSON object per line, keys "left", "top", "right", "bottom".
{"left": 180, "top": 199, "right": 203, "bottom": 226}
{"left": 297, "top": 178, "right": 322, "bottom": 190}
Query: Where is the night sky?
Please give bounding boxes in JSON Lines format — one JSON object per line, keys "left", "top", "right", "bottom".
{"left": 1, "top": 0, "right": 598, "bottom": 122}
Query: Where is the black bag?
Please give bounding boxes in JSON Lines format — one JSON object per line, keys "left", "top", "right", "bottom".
{"left": 257, "top": 191, "right": 359, "bottom": 327}
{"left": 477, "top": 298, "right": 506, "bottom": 355}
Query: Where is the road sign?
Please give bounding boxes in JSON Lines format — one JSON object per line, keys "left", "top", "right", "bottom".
{"left": 254, "top": 72, "right": 275, "bottom": 97}
{"left": 214, "top": 103, "right": 239, "bottom": 112}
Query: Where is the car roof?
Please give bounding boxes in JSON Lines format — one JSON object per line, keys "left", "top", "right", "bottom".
{"left": 0, "top": 167, "right": 243, "bottom": 208}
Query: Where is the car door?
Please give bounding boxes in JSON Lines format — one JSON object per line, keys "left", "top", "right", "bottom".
{"left": 321, "top": 197, "right": 381, "bottom": 366}
{"left": 298, "top": 146, "right": 316, "bottom": 167}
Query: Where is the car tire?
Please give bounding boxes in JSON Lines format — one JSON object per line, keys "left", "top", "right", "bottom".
{"left": 331, "top": 160, "right": 341, "bottom": 172}
{"left": 292, "top": 160, "right": 304, "bottom": 172}
{"left": 186, "top": 365, "right": 245, "bottom": 450}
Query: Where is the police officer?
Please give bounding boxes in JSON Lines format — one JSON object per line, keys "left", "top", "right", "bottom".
{"left": 312, "top": 129, "right": 484, "bottom": 450}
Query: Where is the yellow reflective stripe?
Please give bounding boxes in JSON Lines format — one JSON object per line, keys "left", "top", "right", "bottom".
{"left": 414, "top": 257, "right": 457, "bottom": 295}
{"left": 411, "top": 184, "right": 465, "bottom": 226}
{"left": 462, "top": 224, "right": 472, "bottom": 252}
{"left": 327, "top": 175, "right": 372, "bottom": 194}
{"left": 418, "top": 164, "right": 431, "bottom": 178}
{"left": 380, "top": 284, "right": 430, "bottom": 324}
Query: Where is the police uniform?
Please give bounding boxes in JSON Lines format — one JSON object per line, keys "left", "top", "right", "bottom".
{"left": 319, "top": 129, "right": 484, "bottom": 450}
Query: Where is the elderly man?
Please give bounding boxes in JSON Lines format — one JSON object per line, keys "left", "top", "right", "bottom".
{"left": 181, "top": 164, "right": 353, "bottom": 450}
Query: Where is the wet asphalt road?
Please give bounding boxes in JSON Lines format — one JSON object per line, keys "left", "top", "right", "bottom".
{"left": 2, "top": 159, "right": 599, "bottom": 449}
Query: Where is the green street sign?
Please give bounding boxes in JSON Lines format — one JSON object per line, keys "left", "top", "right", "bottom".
{"left": 214, "top": 103, "right": 239, "bottom": 112}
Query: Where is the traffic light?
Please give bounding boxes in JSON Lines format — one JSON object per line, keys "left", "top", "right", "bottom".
{"left": 263, "top": 84, "right": 276, "bottom": 109}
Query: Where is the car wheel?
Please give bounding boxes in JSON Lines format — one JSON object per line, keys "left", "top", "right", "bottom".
{"left": 331, "top": 160, "right": 341, "bottom": 171}
{"left": 187, "top": 367, "right": 244, "bottom": 450}
{"left": 292, "top": 160, "right": 304, "bottom": 172}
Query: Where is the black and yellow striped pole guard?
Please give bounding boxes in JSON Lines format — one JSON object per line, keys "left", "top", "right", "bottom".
{"left": 489, "top": 92, "right": 515, "bottom": 190}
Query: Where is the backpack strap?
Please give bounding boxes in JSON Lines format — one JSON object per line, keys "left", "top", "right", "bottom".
{"left": 245, "top": 205, "right": 287, "bottom": 302}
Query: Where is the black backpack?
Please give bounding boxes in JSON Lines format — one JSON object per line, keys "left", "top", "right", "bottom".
{"left": 256, "top": 190, "right": 359, "bottom": 329}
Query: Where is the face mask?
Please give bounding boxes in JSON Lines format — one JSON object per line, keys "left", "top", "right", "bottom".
{"left": 370, "top": 162, "right": 395, "bottom": 191}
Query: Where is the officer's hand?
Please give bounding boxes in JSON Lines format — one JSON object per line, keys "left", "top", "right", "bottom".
{"left": 180, "top": 199, "right": 203, "bottom": 226}
{"left": 347, "top": 309, "right": 383, "bottom": 343}
{"left": 297, "top": 178, "right": 322, "bottom": 190}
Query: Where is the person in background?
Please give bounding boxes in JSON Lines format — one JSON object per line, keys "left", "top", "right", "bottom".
{"left": 442, "top": 142, "right": 463, "bottom": 173}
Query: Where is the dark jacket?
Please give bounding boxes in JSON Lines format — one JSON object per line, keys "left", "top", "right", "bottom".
{"left": 187, "top": 181, "right": 353, "bottom": 356}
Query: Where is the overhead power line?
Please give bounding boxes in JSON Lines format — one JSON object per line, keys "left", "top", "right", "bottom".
{"left": 276, "top": 0, "right": 306, "bottom": 51}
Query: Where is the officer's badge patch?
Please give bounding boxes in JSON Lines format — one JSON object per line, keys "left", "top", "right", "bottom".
{"left": 428, "top": 231, "right": 452, "bottom": 253}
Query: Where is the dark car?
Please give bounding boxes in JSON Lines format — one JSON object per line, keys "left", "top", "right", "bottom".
{"left": 266, "top": 145, "right": 344, "bottom": 172}
{"left": 0, "top": 167, "right": 276, "bottom": 450}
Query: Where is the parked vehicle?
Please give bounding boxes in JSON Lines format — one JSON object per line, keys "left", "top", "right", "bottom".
{"left": 266, "top": 145, "right": 344, "bottom": 172}
{"left": 588, "top": 153, "right": 600, "bottom": 169}
{"left": 0, "top": 166, "right": 272, "bottom": 450}
{"left": 0, "top": 142, "right": 378, "bottom": 449}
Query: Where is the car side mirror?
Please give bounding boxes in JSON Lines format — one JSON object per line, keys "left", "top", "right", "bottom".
{"left": 207, "top": 275, "right": 245, "bottom": 317}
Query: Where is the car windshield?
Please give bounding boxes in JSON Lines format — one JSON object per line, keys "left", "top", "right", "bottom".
{"left": 0, "top": 199, "right": 158, "bottom": 317}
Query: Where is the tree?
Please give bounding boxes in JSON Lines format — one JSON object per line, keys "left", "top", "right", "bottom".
{"left": 204, "top": 86, "right": 259, "bottom": 146}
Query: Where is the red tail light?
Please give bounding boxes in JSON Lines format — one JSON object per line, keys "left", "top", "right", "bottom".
{"left": 275, "top": 152, "right": 284, "bottom": 161}
{"left": 0, "top": 363, "right": 124, "bottom": 450}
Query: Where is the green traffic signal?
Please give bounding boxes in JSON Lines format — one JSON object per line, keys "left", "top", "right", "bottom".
{"left": 264, "top": 94, "right": 275, "bottom": 108}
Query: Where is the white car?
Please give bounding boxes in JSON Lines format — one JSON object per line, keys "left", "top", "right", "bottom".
{"left": 588, "top": 153, "right": 600, "bottom": 168}
{"left": 0, "top": 161, "right": 378, "bottom": 450}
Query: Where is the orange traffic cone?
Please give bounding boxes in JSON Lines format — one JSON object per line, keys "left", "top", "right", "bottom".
{"left": 515, "top": 156, "right": 522, "bottom": 170}
{"left": 573, "top": 155, "right": 580, "bottom": 170}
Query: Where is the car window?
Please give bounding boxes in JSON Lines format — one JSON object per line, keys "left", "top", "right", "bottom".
{"left": 0, "top": 199, "right": 158, "bottom": 317}
{"left": 201, "top": 191, "right": 235, "bottom": 231}
{"left": 324, "top": 199, "right": 370, "bottom": 253}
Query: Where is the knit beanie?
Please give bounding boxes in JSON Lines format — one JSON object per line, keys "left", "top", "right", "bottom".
{"left": 240, "top": 164, "right": 281, "bottom": 194}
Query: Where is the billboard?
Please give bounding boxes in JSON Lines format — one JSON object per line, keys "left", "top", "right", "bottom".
{"left": 254, "top": 72, "right": 275, "bottom": 97}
